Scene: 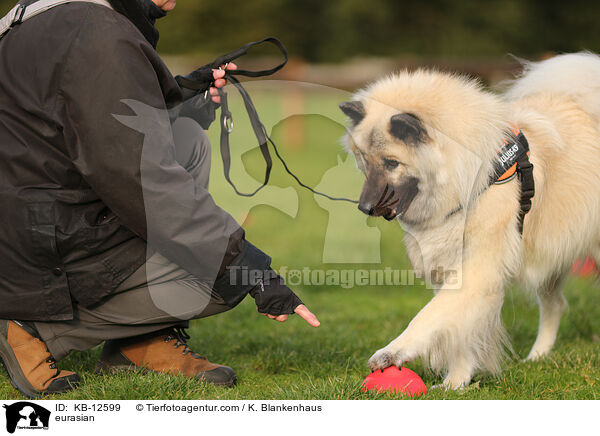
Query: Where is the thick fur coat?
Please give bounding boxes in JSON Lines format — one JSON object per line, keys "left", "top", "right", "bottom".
{"left": 340, "top": 53, "right": 600, "bottom": 388}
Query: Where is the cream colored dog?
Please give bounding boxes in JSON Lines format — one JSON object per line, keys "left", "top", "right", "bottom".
{"left": 339, "top": 53, "right": 600, "bottom": 389}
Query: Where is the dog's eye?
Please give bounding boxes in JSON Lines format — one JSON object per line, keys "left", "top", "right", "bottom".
{"left": 383, "top": 158, "right": 401, "bottom": 170}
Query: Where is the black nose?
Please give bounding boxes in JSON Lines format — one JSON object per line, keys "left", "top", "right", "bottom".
{"left": 358, "top": 203, "right": 374, "bottom": 215}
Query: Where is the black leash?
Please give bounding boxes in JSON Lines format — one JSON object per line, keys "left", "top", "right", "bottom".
{"left": 210, "top": 37, "right": 359, "bottom": 203}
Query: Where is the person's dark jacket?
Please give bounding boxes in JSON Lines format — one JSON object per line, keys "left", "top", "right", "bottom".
{"left": 0, "top": 0, "right": 272, "bottom": 321}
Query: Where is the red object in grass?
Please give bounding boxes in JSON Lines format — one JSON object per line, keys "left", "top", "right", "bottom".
{"left": 571, "top": 256, "right": 598, "bottom": 277}
{"left": 362, "top": 366, "right": 427, "bottom": 397}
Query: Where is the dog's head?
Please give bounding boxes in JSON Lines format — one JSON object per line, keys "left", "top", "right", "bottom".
{"left": 340, "top": 70, "right": 506, "bottom": 227}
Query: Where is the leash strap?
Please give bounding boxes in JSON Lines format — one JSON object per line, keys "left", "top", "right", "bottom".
{"left": 211, "top": 37, "right": 289, "bottom": 77}
{"left": 207, "top": 37, "right": 358, "bottom": 203}
{"left": 0, "top": 0, "right": 112, "bottom": 40}
{"left": 219, "top": 74, "right": 273, "bottom": 196}
{"left": 214, "top": 38, "right": 285, "bottom": 197}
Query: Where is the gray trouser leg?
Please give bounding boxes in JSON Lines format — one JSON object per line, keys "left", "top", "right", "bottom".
{"left": 34, "top": 252, "right": 233, "bottom": 361}
{"left": 173, "top": 116, "right": 211, "bottom": 189}
{"left": 34, "top": 120, "right": 227, "bottom": 361}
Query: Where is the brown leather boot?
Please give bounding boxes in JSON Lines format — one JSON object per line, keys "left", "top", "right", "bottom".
{"left": 96, "top": 328, "right": 236, "bottom": 387}
{"left": 0, "top": 321, "right": 81, "bottom": 398}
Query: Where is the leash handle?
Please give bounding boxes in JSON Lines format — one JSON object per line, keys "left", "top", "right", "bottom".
{"left": 210, "top": 37, "right": 289, "bottom": 78}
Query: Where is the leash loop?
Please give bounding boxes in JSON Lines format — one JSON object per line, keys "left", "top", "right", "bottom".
{"left": 211, "top": 37, "right": 358, "bottom": 203}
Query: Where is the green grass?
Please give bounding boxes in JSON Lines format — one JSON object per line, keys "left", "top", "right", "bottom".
{"left": 1, "top": 87, "right": 599, "bottom": 400}
{"left": 1, "top": 281, "right": 598, "bottom": 400}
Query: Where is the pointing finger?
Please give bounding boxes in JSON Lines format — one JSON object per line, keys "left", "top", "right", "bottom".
{"left": 294, "top": 304, "right": 320, "bottom": 327}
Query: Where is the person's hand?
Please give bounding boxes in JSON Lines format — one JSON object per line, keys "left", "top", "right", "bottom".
{"left": 250, "top": 271, "right": 320, "bottom": 328}
{"left": 261, "top": 304, "right": 320, "bottom": 327}
{"left": 208, "top": 63, "right": 237, "bottom": 104}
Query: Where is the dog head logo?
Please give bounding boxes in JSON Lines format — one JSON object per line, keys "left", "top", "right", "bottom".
{"left": 3, "top": 402, "right": 51, "bottom": 433}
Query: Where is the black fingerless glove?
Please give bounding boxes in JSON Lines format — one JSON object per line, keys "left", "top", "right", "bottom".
{"left": 176, "top": 92, "right": 218, "bottom": 129}
{"left": 249, "top": 270, "right": 303, "bottom": 316}
{"left": 212, "top": 240, "right": 303, "bottom": 315}
{"left": 173, "top": 65, "right": 219, "bottom": 129}
{"left": 175, "top": 64, "right": 215, "bottom": 95}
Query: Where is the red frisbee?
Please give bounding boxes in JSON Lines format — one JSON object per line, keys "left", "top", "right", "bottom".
{"left": 363, "top": 366, "right": 427, "bottom": 397}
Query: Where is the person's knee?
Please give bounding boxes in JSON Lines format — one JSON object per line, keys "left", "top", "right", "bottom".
{"left": 172, "top": 117, "right": 211, "bottom": 173}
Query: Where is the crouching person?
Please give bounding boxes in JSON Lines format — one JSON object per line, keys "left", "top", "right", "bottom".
{"left": 0, "top": 0, "right": 319, "bottom": 398}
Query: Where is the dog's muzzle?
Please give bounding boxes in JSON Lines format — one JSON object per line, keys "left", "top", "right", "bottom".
{"left": 358, "top": 177, "right": 419, "bottom": 221}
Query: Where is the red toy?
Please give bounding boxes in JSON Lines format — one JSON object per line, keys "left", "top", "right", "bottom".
{"left": 571, "top": 256, "right": 598, "bottom": 277}
{"left": 363, "top": 366, "right": 427, "bottom": 397}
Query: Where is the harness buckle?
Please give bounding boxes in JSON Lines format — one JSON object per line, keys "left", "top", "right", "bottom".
{"left": 10, "top": 4, "right": 26, "bottom": 27}
{"left": 517, "top": 161, "right": 533, "bottom": 171}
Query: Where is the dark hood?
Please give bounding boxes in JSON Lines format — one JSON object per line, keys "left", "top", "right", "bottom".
{"left": 108, "top": 0, "right": 166, "bottom": 48}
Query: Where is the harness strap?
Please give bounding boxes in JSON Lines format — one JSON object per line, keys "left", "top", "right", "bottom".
{"left": 0, "top": 0, "right": 112, "bottom": 40}
{"left": 516, "top": 147, "right": 535, "bottom": 234}
{"left": 445, "top": 129, "right": 535, "bottom": 234}
{"left": 492, "top": 129, "right": 534, "bottom": 234}
{"left": 490, "top": 129, "right": 529, "bottom": 184}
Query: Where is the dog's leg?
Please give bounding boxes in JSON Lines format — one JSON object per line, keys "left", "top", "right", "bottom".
{"left": 526, "top": 273, "right": 567, "bottom": 361}
{"left": 368, "top": 283, "right": 507, "bottom": 389}
{"left": 368, "top": 181, "right": 522, "bottom": 389}
{"left": 443, "top": 354, "right": 475, "bottom": 389}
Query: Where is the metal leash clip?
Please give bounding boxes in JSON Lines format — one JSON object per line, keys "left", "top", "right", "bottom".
{"left": 223, "top": 114, "right": 234, "bottom": 133}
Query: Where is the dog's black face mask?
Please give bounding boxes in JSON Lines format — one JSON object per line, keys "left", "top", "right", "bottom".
{"left": 339, "top": 102, "right": 427, "bottom": 222}
{"left": 358, "top": 172, "right": 420, "bottom": 221}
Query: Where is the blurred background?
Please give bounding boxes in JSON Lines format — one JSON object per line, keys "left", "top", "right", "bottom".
{"left": 160, "top": 0, "right": 600, "bottom": 87}
{"left": 3, "top": 0, "right": 600, "bottom": 85}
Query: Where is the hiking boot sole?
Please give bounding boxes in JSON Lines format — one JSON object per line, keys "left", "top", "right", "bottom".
{"left": 95, "top": 361, "right": 237, "bottom": 387}
{"left": 0, "top": 334, "right": 81, "bottom": 398}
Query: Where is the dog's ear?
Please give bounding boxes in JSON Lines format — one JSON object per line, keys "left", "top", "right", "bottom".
{"left": 339, "top": 101, "right": 365, "bottom": 126}
{"left": 389, "top": 113, "right": 429, "bottom": 146}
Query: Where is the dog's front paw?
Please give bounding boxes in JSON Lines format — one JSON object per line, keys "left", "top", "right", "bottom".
{"left": 524, "top": 349, "right": 551, "bottom": 362}
{"left": 368, "top": 346, "right": 416, "bottom": 372}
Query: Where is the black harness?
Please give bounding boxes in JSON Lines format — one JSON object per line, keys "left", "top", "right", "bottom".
{"left": 490, "top": 129, "right": 535, "bottom": 233}
{"left": 447, "top": 129, "right": 535, "bottom": 234}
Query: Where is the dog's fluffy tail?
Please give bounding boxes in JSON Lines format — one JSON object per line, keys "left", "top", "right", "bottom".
{"left": 505, "top": 52, "right": 600, "bottom": 120}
